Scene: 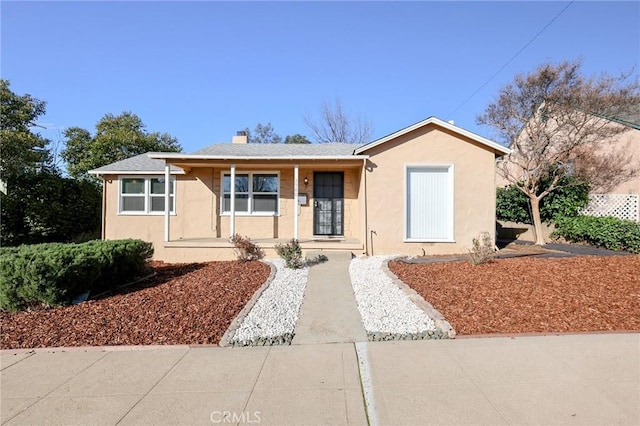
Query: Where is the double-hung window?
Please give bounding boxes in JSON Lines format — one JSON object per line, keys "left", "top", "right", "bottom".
{"left": 120, "top": 177, "right": 175, "bottom": 214}
{"left": 222, "top": 172, "right": 279, "bottom": 215}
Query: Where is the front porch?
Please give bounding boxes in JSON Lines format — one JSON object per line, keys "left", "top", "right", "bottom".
{"left": 165, "top": 236, "right": 364, "bottom": 252}
{"left": 157, "top": 158, "right": 366, "bottom": 257}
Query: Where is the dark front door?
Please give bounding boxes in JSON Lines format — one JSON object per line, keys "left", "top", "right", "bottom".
{"left": 313, "top": 172, "right": 344, "bottom": 236}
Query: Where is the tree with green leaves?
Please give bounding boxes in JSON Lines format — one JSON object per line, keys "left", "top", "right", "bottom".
{"left": 62, "top": 112, "right": 181, "bottom": 180}
{"left": 284, "top": 134, "right": 311, "bottom": 144}
{"left": 0, "top": 79, "right": 51, "bottom": 180}
{"left": 0, "top": 80, "right": 102, "bottom": 246}
{"left": 478, "top": 60, "right": 639, "bottom": 245}
{"left": 1, "top": 172, "right": 101, "bottom": 245}
{"left": 244, "top": 122, "right": 283, "bottom": 144}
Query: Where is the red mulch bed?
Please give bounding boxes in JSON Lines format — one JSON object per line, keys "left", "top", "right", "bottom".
{"left": 1, "top": 261, "right": 270, "bottom": 349}
{"left": 389, "top": 255, "right": 640, "bottom": 335}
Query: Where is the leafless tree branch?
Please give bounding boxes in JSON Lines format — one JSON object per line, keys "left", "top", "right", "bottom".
{"left": 480, "top": 60, "right": 640, "bottom": 244}
{"left": 304, "top": 97, "right": 374, "bottom": 144}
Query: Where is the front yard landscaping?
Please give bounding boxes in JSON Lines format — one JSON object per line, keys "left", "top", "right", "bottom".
{"left": 389, "top": 255, "right": 640, "bottom": 335}
{"left": 1, "top": 261, "right": 270, "bottom": 349}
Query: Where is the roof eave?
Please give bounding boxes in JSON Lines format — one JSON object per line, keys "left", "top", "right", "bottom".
{"left": 88, "top": 169, "right": 187, "bottom": 176}
{"left": 147, "top": 154, "right": 368, "bottom": 161}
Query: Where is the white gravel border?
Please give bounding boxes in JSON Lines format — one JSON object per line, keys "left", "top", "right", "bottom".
{"left": 349, "top": 255, "right": 437, "bottom": 338}
{"left": 230, "top": 259, "right": 309, "bottom": 345}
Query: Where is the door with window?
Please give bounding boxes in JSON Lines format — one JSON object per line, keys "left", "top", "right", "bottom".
{"left": 313, "top": 172, "right": 344, "bottom": 236}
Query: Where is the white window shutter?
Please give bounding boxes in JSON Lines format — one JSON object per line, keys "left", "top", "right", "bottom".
{"left": 406, "top": 166, "right": 453, "bottom": 240}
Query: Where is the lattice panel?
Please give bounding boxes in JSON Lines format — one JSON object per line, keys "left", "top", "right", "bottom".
{"left": 580, "top": 194, "right": 639, "bottom": 222}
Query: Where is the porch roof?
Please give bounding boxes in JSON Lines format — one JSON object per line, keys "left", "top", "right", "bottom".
{"left": 88, "top": 153, "right": 186, "bottom": 175}
{"left": 149, "top": 142, "right": 368, "bottom": 162}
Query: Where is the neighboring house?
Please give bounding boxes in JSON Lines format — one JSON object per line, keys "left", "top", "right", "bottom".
{"left": 496, "top": 111, "right": 640, "bottom": 222}
{"left": 588, "top": 111, "right": 640, "bottom": 195}
{"left": 89, "top": 117, "right": 509, "bottom": 262}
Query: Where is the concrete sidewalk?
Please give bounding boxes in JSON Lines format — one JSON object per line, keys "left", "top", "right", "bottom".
{"left": 292, "top": 252, "right": 367, "bottom": 345}
{"left": 1, "top": 343, "right": 366, "bottom": 425}
{"left": 1, "top": 334, "right": 638, "bottom": 425}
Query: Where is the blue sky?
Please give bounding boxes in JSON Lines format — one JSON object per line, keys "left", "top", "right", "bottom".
{"left": 2, "top": 1, "right": 638, "bottom": 153}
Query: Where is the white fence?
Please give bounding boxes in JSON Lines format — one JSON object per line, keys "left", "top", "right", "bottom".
{"left": 580, "top": 194, "right": 639, "bottom": 222}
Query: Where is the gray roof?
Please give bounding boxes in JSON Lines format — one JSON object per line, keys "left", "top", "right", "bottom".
{"left": 610, "top": 110, "right": 640, "bottom": 130}
{"left": 88, "top": 153, "right": 183, "bottom": 174}
{"left": 190, "top": 142, "right": 361, "bottom": 157}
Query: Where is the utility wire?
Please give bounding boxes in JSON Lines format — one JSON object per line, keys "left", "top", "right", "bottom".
{"left": 448, "top": 1, "right": 574, "bottom": 118}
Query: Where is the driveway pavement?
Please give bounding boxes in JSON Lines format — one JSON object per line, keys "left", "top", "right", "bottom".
{"left": 2, "top": 333, "right": 638, "bottom": 425}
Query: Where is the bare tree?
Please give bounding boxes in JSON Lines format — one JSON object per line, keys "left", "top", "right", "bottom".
{"left": 573, "top": 142, "right": 638, "bottom": 192}
{"left": 478, "top": 60, "right": 639, "bottom": 245}
{"left": 304, "top": 98, "right": 373, "bottom": 144}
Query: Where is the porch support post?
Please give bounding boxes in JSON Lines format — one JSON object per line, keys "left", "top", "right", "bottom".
{"left": 164, "top": 164, "right": 170, "bottom": 242}
{"left": 230, "top": 164, "right": 236, "bottom": 239}
{"left": 293, "top": 164, "right": 299, "bottom": 240}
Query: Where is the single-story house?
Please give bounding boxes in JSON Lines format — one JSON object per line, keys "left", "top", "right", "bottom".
{"left": 89, "top": 116, "right": 510, "bottom": 262}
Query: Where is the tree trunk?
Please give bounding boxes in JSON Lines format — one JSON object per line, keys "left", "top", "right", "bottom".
{"left": 529, "top": 196, "right": 546, "bottom": 245}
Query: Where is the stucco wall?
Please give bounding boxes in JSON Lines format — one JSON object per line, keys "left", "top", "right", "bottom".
{"left": 497, "top": 125, "right": 640, "bottom": 195}
{"left": 363, "top": 124, "right": 498, "bottom": 256}
{"left": 604, "top": 129, "right": 640, "bottom": 194}
{"left": 103, "top": 169, "right": 217, "bottom": 260}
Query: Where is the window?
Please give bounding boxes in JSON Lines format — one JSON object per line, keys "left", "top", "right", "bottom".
{"left": 405, "top": 165, "right": 454, "bottom": 241}
{"left": 222, "top": 172, "right": 279, "bottom": 215}
{"left": 120, "top": 177, "right": 175, "bottom": 214}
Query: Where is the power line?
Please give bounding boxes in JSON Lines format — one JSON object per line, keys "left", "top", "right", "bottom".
{"left": 448, "top": 1, "right": 574, "bottom": 118}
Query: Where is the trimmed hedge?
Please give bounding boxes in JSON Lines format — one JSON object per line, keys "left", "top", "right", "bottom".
{"left": 0, "top": 239, "right": 153, "bottom": 312}
{"left": 552, "top": 216, "right": 640, "bottom": 254}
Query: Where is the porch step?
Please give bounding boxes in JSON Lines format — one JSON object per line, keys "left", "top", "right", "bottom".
{"left": 305, "top": 250, "right": 354, "bottom": 262}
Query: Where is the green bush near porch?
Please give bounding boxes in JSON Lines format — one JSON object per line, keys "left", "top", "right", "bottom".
{"left": 0, "top": 239, "right": 153, "bottom": 312}
{"left": 275, "top": 239, "right": 304, "bottom": 269}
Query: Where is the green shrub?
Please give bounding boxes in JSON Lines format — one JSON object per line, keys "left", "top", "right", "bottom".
{"left": 469, "top": 232, "right": 496, "bottom": 265}
{"left": 230, "top": 234, "right": 264, "bottom": 262}
{"left": 496, "top": 186, "right": 531, "bottom": 223}
{"left": 552, "top": 216, "right": 640, "bottom": 253}
{"left": 275, "top": 239, "right": 305, "bottom": 269}
{"left": 0, "top": 239, "right": 153, "bottom": 312}
{"left": 496, "top": 176, "right": 590, "bottom": 224}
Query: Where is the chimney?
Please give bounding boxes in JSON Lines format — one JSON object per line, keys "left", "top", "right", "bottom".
{"left": 232, "top": 130, "right": 248, "bottom": 144}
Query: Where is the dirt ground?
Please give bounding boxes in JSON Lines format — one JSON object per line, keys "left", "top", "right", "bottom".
{"left": 389, "top": 255, "right": 640, "bottom": 335}
{"left": 1, "top": 261, "right": 270, "bottom": 349}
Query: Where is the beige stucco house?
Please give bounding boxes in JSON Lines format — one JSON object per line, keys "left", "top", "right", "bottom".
{"left": 89, "top": 117, "right": 510, "bottom": 262}
{"left": 495, "top": 111, "right": 640, "bottom": 226}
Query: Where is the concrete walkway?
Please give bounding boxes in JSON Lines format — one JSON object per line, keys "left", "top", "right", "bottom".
{"left": 291, "top": 252, "right": 367, "bottom": 345}
{"left": 1, "top": 334, "right": 638, "bottom": 425}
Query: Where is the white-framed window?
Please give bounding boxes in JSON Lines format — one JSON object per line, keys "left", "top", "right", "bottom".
{"left": 221, "top": 171, "right": 279, "bottom": 216}
{"left": 119, "top": 177, "right": 175, "bottom": 215}
{"left": 405, "top": 165, "right": 454, "bottom": 242}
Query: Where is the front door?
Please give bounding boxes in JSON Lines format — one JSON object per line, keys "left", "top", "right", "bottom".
{"left": 313, "top": 172, "right": 344, "bottom": 236}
